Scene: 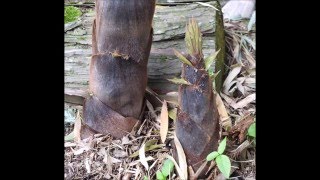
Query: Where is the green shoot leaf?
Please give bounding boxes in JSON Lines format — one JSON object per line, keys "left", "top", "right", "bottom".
{"left": 168, "top": 108, "right": 177, "bottom": 121}
{"left": 167, "top": 78, "right": 192, "bottom": 85}
{"left": 144, "top": 175, "right": 149, "bottom": 180}
{"left": 204, "top": 49, "right": 220, "bottom": 71}
{"left": 218, "top": 137, "right": 227, "bottom": 154}
{"left": 64, "top": 131, "right": 74, "bottom": 142}
{"left": 210, "top": 70, "right": 221, "bottom": 82}
{"left": 161, "top": 159, "right": 174, "bottom": 177}
{"left": 206, "top": 151, "right": 219, "bottom": 161}
{"left": 173, "top": 49, "right": 193, "bottom": 67}
{"left": 156, "top": 171, "right": 165, "bottom": 180}
{"left": 216, "top": 155, "right": 231, "bottom": 178}
{"left": 185, "top": 19, "right": 203, "bottom": 56}
{"left": 247, "top": 122, "right": 256, "bottom": 138}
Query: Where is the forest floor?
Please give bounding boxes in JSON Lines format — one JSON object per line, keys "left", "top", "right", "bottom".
{"left": 65, "top": 4, "right": 256, "bottom": 180}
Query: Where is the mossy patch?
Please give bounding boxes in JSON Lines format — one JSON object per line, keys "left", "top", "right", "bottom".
{"left": 65, "top": 6, "right": 82, "bottom": 24}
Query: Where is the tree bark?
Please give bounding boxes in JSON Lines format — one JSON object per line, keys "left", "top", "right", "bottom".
{"left": 81, "top": 0, "right": 156, "bottom": 139}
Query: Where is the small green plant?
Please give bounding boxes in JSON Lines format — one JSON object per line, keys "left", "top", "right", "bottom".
{"left": 247, "top": 122, "right": 255, "bottom": 138}
{"left": 64, "top": 6, "right": 82, "bottom": 24}
{"left": 206, "top": 137, "right": 231, "bottom": 178}
{"left": 156, "top": 159, "right": 175, "bottom": 180}
{"left": 247, "top": 121, "right": 256, "bottom": 145}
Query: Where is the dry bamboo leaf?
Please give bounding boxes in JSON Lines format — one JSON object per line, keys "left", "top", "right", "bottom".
{"left": 236, "top": 78, "right": 246, "bottom": 96}
{"left": 242, "top": 36, "right": 255, "bottom": 50}
{"left": 73, "top": 146, "right": 90, "bottom": 156}
{"left": 196, "top": 2, "right": 219, "bottom": 11}
{"left": 64, "top": 142, "right": 77, "bottom": 147}
{"left": 223, "top": 65, "right": 242, "bottom": 95}
{"left": 146, "top": 100, "right": 157, "bottom": 119}
{"left": 243, "top": 47, "right": 256, "bottom": 67}
{"left": 194, "top": 161, "right": 208, "bottom": 178}
{"left": 174, "top": 134, "right": 188, "bottom": 180}
{"left": 230, "top": 140, "right": 251, "bottom": 158}
{"left": 224, "top": 80, "right": 237, "bottom": 95}
{"left": 166, "top": 155, "right": 185, "bottom": 180}
{"left": 244, "top": 78, "right": 256, "bottom": 89}
{"left": 103, "top": 149, "right": 112, "bottom": 172}
{"left": 139, "top": 143, "right": 149, "bottom": 171}
{"left": 129, "top": 156, "right": 154, "bottom": 167}
{"left": 85, "top": 158, "right": 91, "bottom": 173}
{"left": 231, "top": 93, "right": 256, "bottom": 109}
{"left": 130, "top": 143, "right": 163, "bottom": 158}
{"left": 74, "top": 110, "right": 81, "bottom": 142}
{"left": 220, "top": 93, "right": 235, "bottom": 105}
{"left": 121, "top": 136, "right": 131, "bottom": 145}
{"left": 111, "top": 156, "right": 122, "bottom": 163}
{"left": 215, "top": 93, "right": 231, "bottom": 130}
{"left": 160, "top": 100, "right": 169, "bottom": 143}
{"left": 189, "top": 166, "right": 196, "bottom": 180}
{"left": 146, "top": 86, "right": 162, "bottom": 103}
{"left": 149, "top": 159, "right": 158, "bottom": 172}
{"left": 233, "top": 42, "right": 241, "bottom": 63}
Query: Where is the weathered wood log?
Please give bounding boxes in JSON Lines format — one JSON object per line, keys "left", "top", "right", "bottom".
{"left": 65, "top": 0, "right": 211, "bottom": 5}
{"left": 65, "top": 37, "right": 215, "bottom": 94}
{"left": 65, "top": 2, "right": 216, "bottom": 43}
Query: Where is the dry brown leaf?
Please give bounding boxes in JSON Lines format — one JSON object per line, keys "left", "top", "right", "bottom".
{"left": 188, "top": 166, "right": 196, "bottom": 180}
{"left": 73, "top": 146, "right": 90, "bottom": 156}
{"left": 121, "top": 136, "right": 131, "bottom": 145}
{"left": 243, "top": 47, "right": 256, "bottom": 67}
{"left": 102, "top": 149, "right": 113, "bottom": 172}
{"left": 236, "top": 80, "right": 246, "bottom": 96}
{"left": 146, "top": 100, "right": 157, "bottom": 119}
{"left": 129, "top": 156, "right": 154, "bottom": 167}
{"left": 231, "top": 93, "right": 256, "bottom": 109}
{"left": 230, "top": 115, "right": 255, "bottom": 143}
{"left": 84, "top": 158, "right": 91, "bottom": 173}
{"left": 223, "top": 65, "right": 242, "bottom": 95}
{"left": 244, "top": 77, "right": 255, "bottom": 89}
{"left": 194, "top": 161, "right": 208, "bottom": 178}
{"left": 160, "top": 100, "right": 169, "bottom": 143}
{"left": 215, "top": 93, "right": 231, "bottom": 130}
{"left": 139, "top": 143, "right": 149, "bottom": 171}
{"left": 74, "top": 110, "right": 81, "bottom": 142}
{"left": 220, "top": 93, "right": 236, "bottom": 105}
{"left": 111, "top": 156, "right": 122, "bottom": 163}
{"left": 174, "top": 134, "right": 188, "bottom": 180}
{"left": 230, "top": 139, "right": 251, "bottom": 158}
{"left": 64, "top": 142, "right": 77, "bottom": 147}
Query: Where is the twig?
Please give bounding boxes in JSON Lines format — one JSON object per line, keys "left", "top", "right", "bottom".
{"left": 230, "top": 159, "right": 255, "bottom": 163}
